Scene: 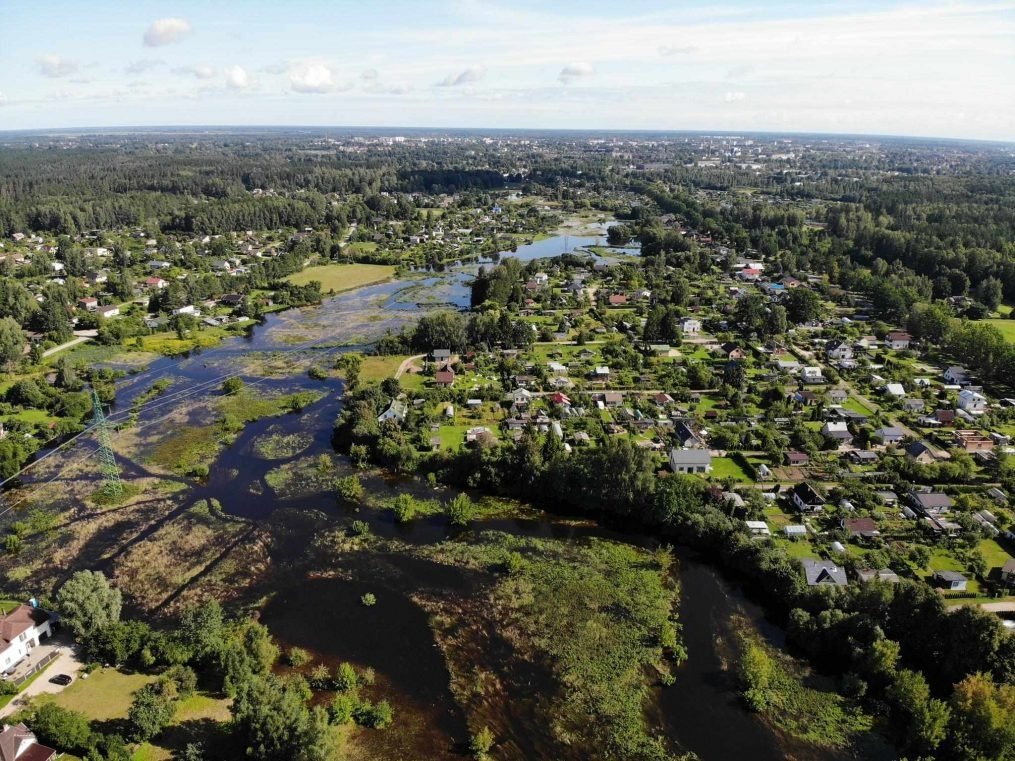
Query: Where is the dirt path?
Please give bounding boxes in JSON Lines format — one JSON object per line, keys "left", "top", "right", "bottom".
{"left": 42, "top": 336, "right": 91, "bottom": 357}
{"left": 395, "top": 354, "right": 426, "bottom": 378}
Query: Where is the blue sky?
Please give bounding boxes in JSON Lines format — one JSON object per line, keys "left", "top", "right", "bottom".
{"left": 1, "top": 0, "right": 1013, "bottom": 139}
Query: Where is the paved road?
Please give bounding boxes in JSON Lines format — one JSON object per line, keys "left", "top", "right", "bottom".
{"left": 0, "top": 637, "right": 83, "bottom": 718}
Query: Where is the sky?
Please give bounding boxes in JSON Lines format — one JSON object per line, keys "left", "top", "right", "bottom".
{"left": 1, "top": 0, "right": 1013, "bottom": 140}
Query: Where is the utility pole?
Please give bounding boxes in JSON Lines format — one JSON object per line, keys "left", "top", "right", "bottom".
{"left": 90, "top": 387, "right": 122, "bottom": 498}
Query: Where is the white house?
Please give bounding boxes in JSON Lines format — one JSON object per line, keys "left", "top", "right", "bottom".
{"left": 377, "top": 399, "right": 407, "bottom": 424}
{"left": 800, "top": 366, "right": 824, "bottom": 384}
{"left": 886, "top": 331, "right": 912, "bottom": 350}
{"left": 745, "top": 520, "right": 771, "bottom": 536}
{"left": 884, "top": 383, "right": 906, "bottom": 398}
{"left": 943, "top": 366, "right": 970, "bottom": 385}
{"left": 669, "top": 449, "right": 713, "bottom": 474}
{"left": 680, "top": 318, "right": 701, "bottom": 335}
{"left": 958, "top": 389, "right": 988, "bottom": 415}
{"left": 96, "top": 306, "right": 120, "bottom": 319}
{"left": 172, "top": 305, "right": 198, "bottom": 316}
{"left": 0, "top": 604, "right": 54, "bottom": 675}
{"left": 826, "top": 340, "right": 853, "bottom": 361}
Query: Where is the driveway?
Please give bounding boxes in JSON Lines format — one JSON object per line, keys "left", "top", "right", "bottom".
{"left": 0, "top": 635, "right": 83, "bottom": 718}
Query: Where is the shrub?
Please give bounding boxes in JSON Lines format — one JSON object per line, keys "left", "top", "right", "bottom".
{"left": 336, "top": 475, "right": 364, "bottom": 504}
{"left": 222, "top": 377, "right": 244, "bottom": 395}
{"left": 470, "top": 726, "right": 495, "bottom": 760}
{"left": 348, "top": 520, "right": 370, "bottom": 537}
{"left": 286, "top": 647, "right": 311, "bottom": 668}
{"left": 361, "top": 593, "right": 377, "bottom": 607}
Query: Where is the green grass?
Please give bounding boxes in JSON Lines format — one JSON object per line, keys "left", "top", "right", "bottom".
{"left": 359, "top": 355, "right": 408, "bottom": 383}
{"left": 735, "top": 619, "right": 880, "bottom": 753}
{"left": 286, "top": 263, "right": 395, "bottom": 293}
{"left": 420, "top": 532, "right": 678, "bottom": 761}
{"left": 710, "top": 457, "right": 752, "bottom": 481}
{"left": 979, "top": 538, "right": 1014, "bottom": 571}
{"left": 49, "top": 668, "right": 156, "bottom": 720}
{"left": 986, "top": 319, "right": 1015, "bottom": 343}
{"left": 842, "top": 396, "right": 874, "bottom": 415}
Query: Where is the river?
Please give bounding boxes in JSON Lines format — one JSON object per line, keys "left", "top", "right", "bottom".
{"left": 24, "top": 232, "right": 845, "bottom": 760}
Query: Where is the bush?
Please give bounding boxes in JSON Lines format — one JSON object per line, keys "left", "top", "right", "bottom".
{"left": 308, "top": 366, "right": 328, "bottom": 381}
{"left": 470, "top": 726, "right": 495, "bottom": 759}
{"left": 336, "top": 474, "right": 364, "bottom": 504}
{"left": 348, "top": 520, "right": 370, "bottom": 537}
{"left": 222, "top": 377, "right": 244, "bottom": 394}
{"left": 329, "top": 693, "right": 358, "bottom": 725}
{"left": 354, "top": 699, "right": 393, "bottom": 729}
{"left": 286, "top": 647, "right": 311, "bottom": 668}
{"left": 166, "top": 664, "right": 198, "bottom": 696}
{"left": 446, "top": 493, "right": 475, "bottom": 526}
{"left": 360, "top": 593, "right": 377, "bottom": 607}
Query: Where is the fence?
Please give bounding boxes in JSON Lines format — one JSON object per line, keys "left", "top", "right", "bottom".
{"left": 10, "top": 650, "right": 58, "bottom": 688}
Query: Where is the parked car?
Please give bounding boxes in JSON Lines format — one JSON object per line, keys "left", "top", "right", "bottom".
{"left": 48, "top": 674, "right": 72, "bottom": 686}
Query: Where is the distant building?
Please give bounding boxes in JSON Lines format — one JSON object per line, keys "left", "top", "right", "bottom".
{"left": 886, "top": 331, "right": 912, "bottom": 350}
{"left": 669, "top": 449, "right": 713, "bottom": 474}
{"left": 0, "top": 723, "right": 57, "bottom": 761}
{"left": 802, "top": 559, "right": 848, "bottom": 586}
{"left": 791, "top": 482, "right": 825, "bottom": 512}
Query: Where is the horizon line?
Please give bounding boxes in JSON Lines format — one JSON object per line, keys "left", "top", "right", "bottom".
{"left": 1, "top": 124, "right": 1013, "bottom": 147}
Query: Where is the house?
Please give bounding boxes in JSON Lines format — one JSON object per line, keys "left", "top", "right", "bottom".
{"left": 0, "top": 604, "right": 54, "bottom": 675}
{"left": 608, "top": 293, "right": 628, "bottom": 306}
{"left": 826, "top": 340, "right": 853, "bottom": 361}
{"left": 719, "top": 343, "right": 746, "bottom": 360}
{"left": 910, "top": 491, "right": 954, "bottom": 513}
{"left": 148, "top": 259, "right": 172, "bottom": 270}
{"left": 874, "top": 426, "right": 905, "bottom": 444}
{"left": 785, "top": 450, "right": 809, "bottom": 466}
{"left": 680, "top": 318, "right": 701, "bottom": 335}
{"left": 800, "top": 366, "right": 824, "bottom": 384}
{"left": 884, "top": 383, "right": 906, "bottom": 398}
{"left": 0, "top": 723, "right": 57, "bottom": 761}
{"left": 901, "top": 398, "right": 925, "bottom": 413}
{"left": 953, "top": 430, "right": 994, "bottom": 452}
{"left": 886, "top": 331, "right": 912, "bottom": 350}
{"left": 791, "top": 482, "right": 826, "bottom": 512}
{"left": 172, "top": 305, "right": 197, "bottom": 316}
{"left": 143, "top": 276, "right": 168, "bottom": 290}
{"left": 593, "top": 366, "right": 610, "bottom": 380}
{"left": 843, "top": 517, "right": 880, "bottom": 539}
{"left": 802, "top": 559, "right": 848, "bottom": 586}
{"left": 848, "top": 450, "right": 879, "bottom": 465}
{"left": 77, "top": 297, "right": 98, "bottom": 311}
{"left": 547, "top": 361, "right": 568, "bottom": 376}
{"left": 675, "top": 422, "right": 706, "bottom": 449}
{"left": 933, "top": 570, "right": 968, "bottom": 591}
{"left": 821, "top": 421, "right": 853, "bottom": 443}
{"left": 669, "top": 449, "right": 713, "bottom": 474}
{"left": 943, "top": 366, "right": 970, "bottom": 385}
{"left": 511, "top": 388, "right": 532, "bottom": 407}
{"left": 96, "top": 306, "right": 120, "bottom": 319}
{"left": 1001, "top": 559, "right": 1015, "bottom": 585}
{"left": 958, "top": 389, "right": 988, "bottom": 415}
{"left": 856, "top": 568, "right": 900, "bottom": 584}
{"left": 745, "top": 520, "right": 771, "bottom": 537}
{"left": 434, "top": 367, "right": 455, "bottom": 388}
{"left": 431, "top": 348, "right": 452, "bottom": 363}
{"left": 603, "top": 391, "right": 624, "bottom": 407}
{"left": 784, "top": 524, "right": 807, "bottom": 539}
{"left": 828, "top": 388, "right": 848, "bottom": 403}
{"left": 377, "top": 399, "right": 408, "bottom": 424}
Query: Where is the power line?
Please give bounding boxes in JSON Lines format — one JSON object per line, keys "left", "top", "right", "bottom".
{"left": 89, "top": 387, "right": 122, "bottom": 499}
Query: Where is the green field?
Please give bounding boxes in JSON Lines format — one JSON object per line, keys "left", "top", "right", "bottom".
{"left": 986, "top": 319, "right": 1015, "bottom": 343}
{"left": 710, "top": 456, "right": 752, "bottom": 481}
{"left": 285, "top": 263, "right": 396, "bottom": 293}
{"left": 50, "top": 668, "right": 156, "bottom": 720}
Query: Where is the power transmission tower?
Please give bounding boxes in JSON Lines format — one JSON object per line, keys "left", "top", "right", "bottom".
{"left": 90, "top": 387, "right": 122, "bottom": 498}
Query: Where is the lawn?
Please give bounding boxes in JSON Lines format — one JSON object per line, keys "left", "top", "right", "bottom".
{"left": 359, "top": 355, "right": 407, "bottom": 384}
{"left": 710, "top": 456, "right": 752, "bottom": 481}
{"left": 842, "top": 396, "right": 874, "bottom": 416}
{"left": 286, "top": 263, "right": 395, "bottom": 293}
{"left": 50, "top": 668, "right": 156, "bottom": 720}
{"left": 986, "top": 319, "right": 1015, "bottom": 343}
{"left": 979, "top": 538, "right": 1015, "bottom": 571}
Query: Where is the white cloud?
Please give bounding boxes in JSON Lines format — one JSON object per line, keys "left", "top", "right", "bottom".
{"left": 125, "top": 59, "right": 164, "bottom": 75}
{"left": 437, "top": 66, "right": 486, "bottom": 87}
{"left": 361, "top": 68, "right": 379, "bottom": 82}
{"left": 558, "top": 62, "right": 594, "bottom": 84}
{"left": 37, "top": 54, "right": 78, "bottom": 78}
{"left": 172, "top": 65, "right": 215, "bottom": 79}
{"left": 290, "top": 63, "right": 335, "bottom": 94}
{"left": 225, "top": 66, "right": 249, "bottom": 90}
{"left": 724, "top": 90, "right": 746, "bottom": 102}
{"left": 0, "top": 92, "right": 6, "bottom": 105}
{"left": 144, "top": 18, "right": 192, "bottom": 47}
{"left": 659, "top": 45, "right": 697, "bottom": 56}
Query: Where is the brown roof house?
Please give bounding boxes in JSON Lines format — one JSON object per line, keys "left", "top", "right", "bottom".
{"left": 0, "top": 723, "right": 56, "bottom": 761}
{"left": 434, "top": 366, "right": 455, "bottom": 388}
{"left": 0, "top": 605, "right": 53, "bottom": 675}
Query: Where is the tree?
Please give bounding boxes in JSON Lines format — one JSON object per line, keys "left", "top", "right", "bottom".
{"left": 128, "top": 680, "right": 178, "bottom": 742}
{"left": 0, "top": 317, "right": 25, "bottom": 367}
{"left": 976, "top": 277, "right": 1004, "bottom": 311}
{"left": 784, "top": 287, "right": 822, "bottom": 324}
{"left": 948, "top": 673, "right": 1015, "bottom": 761}
{"left": 21, "top": 702, "right": 93, "bottom": 755}
{"left": 470, "top": 726, "right": 495, "bottom": 760}
{"left": 336, "top": 474, "right": 364, "bottom": 503}
{"left": 56, "top": 570, "right": 122, "bottom": 641}
{"left": 231, "top": 674, "right": 338, "bottom": 761}
{"left": 222, "top": 377, "right": 244, "bottom": 394}
{"left": 885, "top": 669, "right": 950, "bottom": 756}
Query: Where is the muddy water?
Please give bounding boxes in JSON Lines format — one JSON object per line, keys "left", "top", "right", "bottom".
{"left": 23, "top": 232, "right": 839, "bottom": 759}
